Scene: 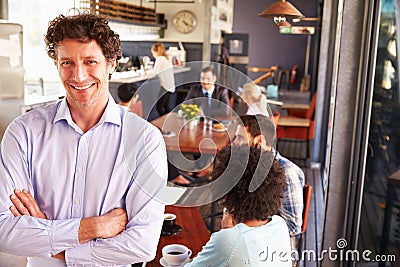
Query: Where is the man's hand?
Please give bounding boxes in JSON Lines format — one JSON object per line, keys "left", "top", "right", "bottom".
{"left": 9, "top": 189, "right": 46, "bottom": 219}
{"left": 96, "top": 208, "right": 128, "bottom": 239}
{"left": 221, "top": 207, "right": 234, "bottom": 229}
{"left": 78, "top": 208, "right": 128, "bottom": 244}
{"left": 9, "top": 189, "right": 128, "bottom": 245}
{"left": 9, "top": 189, "right": 65, "bottom": 260}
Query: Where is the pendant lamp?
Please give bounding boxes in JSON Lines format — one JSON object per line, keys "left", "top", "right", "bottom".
{"left": 258, "top": 0, "right": 304, "bottom": 25}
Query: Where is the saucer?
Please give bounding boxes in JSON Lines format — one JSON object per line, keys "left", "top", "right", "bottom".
{"left": 162, "top": 131, "right": 176, "bottom": 138}
{"left": 161, "top": 224, "right": 182, "bottom": 236}
{"left": 159, "top": 256, "right": 190, "bottom": 267}
{"left": 212, "top": 127, "right": 226, "bottom": 132}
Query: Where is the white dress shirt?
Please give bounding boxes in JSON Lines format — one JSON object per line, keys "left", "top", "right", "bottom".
{"left": 0, "top": 96, "right": 168, "bottom": 266}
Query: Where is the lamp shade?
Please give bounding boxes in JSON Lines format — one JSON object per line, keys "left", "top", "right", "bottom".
{"left": 258, "top": 0, "right": 304, "bottom": 19}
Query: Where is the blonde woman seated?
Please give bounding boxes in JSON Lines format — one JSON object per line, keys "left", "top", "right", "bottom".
{"left": 185, "top": 145, "right": 292, "bottom": 267}
{"left": 241, "top": 82, "right": 270, "bottom": 116}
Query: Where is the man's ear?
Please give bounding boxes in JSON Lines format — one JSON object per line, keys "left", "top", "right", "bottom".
{"left": 253, "top": 134, "right": 266, "bottom": 148}
{"left": 108, "top": 58, "right": 117, "bottom": 73}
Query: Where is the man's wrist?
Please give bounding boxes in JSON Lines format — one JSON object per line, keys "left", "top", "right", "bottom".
{"left": 78, "top": 217, "right": 99, "bottom": 244}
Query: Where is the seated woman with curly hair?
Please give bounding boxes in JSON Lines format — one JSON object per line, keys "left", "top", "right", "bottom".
{"left": 185, "top": 145, "right": 292, "bottom": 267}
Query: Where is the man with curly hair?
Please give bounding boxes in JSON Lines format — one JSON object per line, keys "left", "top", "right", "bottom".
{"left": 233, "top": 114, "right": 305, "bottom": 261}
{"left": 0, "top": 13, "right": 167, "bottom": 267}
{"left": 185, "top": 145, "right": 292, "bottom": 266}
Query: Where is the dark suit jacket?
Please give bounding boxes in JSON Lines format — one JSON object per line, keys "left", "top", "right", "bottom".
{"left": 184, "top": 84, "right": 230, "bottom": 117}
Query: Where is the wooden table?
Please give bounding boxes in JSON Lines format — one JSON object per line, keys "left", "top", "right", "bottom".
{"left": 277, "top": 117, "right": 311, "bottom": 128}
{"left": 151, "top": 113, "right": 235, "bottom": 231}
{"left": 280, "top": 103, "right": 310, "bottom": 110}
{"left": 146, "top": 206, "right": 210, "bottom": 267}
{"left": 151, "top": 112, "right": 235, "bottom": 154}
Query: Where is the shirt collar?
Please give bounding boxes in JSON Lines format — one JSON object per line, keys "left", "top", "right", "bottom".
{"left": 202, "top": 85, "right": 215, "bottom": 97}
{"left": 54, "top": 94, "right": 122, "bottom": 128}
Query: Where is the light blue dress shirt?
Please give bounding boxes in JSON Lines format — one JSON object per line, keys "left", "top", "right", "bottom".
{"left": 184, "top": 215, "right": 292, "bottom": 267}
{"left": 0, "top": 96, "right": 168, "bottom": 266}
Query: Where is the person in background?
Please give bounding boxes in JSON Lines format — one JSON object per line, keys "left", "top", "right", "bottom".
{"left": 233, "top": 114, "right": 305, "bottom": 262}
{"left": 0, "top": 13, "right": 167, "bottom": 267}
{"left": 185, "top": 66, "right": 230, "bottom": 118}
{"left": 185, "top": 145, "right": 292, "bottom": 266}
{"left": 150, "top": 42, "right": 175, "bottom": 116}
{"left": 240, "top": 82, "right": 270, "bottom": 116}
{"left": 117, "top": 83, "right": 143, "bottom": 117}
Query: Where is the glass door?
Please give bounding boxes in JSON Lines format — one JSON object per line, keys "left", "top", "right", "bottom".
{"left": 357, "top": 0, "right": 400, "bottom": 265}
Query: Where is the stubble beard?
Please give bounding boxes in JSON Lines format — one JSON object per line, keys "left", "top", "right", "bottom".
{"left": 68, "top": 85, "right": 108, "bottom": 108}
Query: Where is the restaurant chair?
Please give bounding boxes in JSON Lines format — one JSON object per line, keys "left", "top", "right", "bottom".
{"left": 287, "top": 92, "right": 317, "bottom": 120}
{"left": 298, "top": 184, "right": 313, "bottom": 256}
{"left": 272, "top": 111, "right": 280, "bottom": 128}
{"left": 276, "top": 93, "right": 317, "bottom": 165}
{"left": 277, "top": 92, "right": 317, "bottom": 139}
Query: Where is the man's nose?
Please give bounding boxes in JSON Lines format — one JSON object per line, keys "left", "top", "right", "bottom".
{"left": 73, "top": 64, "right": 88, "bottom": 82}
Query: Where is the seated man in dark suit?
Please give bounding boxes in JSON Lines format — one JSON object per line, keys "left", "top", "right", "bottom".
{"left": 185, "top": 66, "right": 230, "bottom": 118}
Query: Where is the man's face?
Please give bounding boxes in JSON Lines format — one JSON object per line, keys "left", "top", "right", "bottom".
{"left": 233, "top": 124, "right": 273, "bottom": 151}
{"left": 200, "top": 71, "right": 216, "bottom": 91}
{"left": 56, "top": 39, "right": 115, "bottom": 108}
{"left": 233, "top": 125, "right": 253, "bottom": 146}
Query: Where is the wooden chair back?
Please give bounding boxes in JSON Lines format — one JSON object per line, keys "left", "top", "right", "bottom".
{"left": 302, "top": 184, "right": 312, "bottom": 233}
{"left": 305, "top": 93, "right": 317, "bottom": 120}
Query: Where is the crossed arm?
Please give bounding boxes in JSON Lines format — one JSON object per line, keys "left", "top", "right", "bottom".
{"left": 9, "top": 189, "right": 127, "bottom": 261}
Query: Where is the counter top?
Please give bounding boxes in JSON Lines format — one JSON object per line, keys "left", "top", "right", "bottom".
{"left": 0, "top": 94, "right": 63, "bottom": 106}
{"left": 110, "top": 65, "right": 191, "bottom": 84}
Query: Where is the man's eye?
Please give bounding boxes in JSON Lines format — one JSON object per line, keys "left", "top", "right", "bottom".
{"left": 60, "top": 61, "right": 71, "bottom": 66}
{"left": 87, "top": 60, "right": 97, "bottom": 64}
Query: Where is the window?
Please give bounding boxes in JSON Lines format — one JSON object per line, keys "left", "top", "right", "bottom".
{"left": 8, "top": 0, "right": 75, "bottom": 94}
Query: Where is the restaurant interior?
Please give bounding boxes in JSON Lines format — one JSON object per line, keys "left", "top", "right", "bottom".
{"left": 0, "top": 0, "right": 399, "bottom": 266}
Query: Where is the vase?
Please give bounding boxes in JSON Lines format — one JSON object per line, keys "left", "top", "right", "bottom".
{"left": 184, "top": 118, "right": 199, "bottom": 129}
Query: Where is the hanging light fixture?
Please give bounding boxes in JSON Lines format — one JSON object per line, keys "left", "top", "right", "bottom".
{"left": 258, "top": 0, "right": 304, "bottom": 25}
{"left": 276, "top": 21, "right": 292, "bottom": 27}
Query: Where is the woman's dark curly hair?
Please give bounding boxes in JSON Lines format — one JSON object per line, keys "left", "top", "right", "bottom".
{"left": 211, "top": 145, "right": 287, "bottom": 223}
{"left": 44, "top": 13, "right": 121, "bottom": 61}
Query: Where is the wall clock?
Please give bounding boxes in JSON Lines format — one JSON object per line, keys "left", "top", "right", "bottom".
{"left": 172, "top": 10, "right": 197, "bottom": 34}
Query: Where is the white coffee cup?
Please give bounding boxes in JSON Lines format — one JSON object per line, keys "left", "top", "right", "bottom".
{"left": 162, "top": 244, "right": 192, "bottom": 265}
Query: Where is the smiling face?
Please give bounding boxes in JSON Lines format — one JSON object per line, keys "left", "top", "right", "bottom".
{"left": 56, "top": 39, "right": 116, "bottom": 109}
{"left": 200, "top": 70, "right": 216, "bottom": 91}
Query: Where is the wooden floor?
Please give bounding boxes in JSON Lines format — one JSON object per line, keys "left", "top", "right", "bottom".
{"left": 278, "top": 138, "right": 324, "bottom": 267}
{"left": 301, "top": 165, "right": 324, "bottom": 267}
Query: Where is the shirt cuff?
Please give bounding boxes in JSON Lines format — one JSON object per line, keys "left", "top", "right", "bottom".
{"left": 51, "top": 218, "right": 81, "bottom": 254}
{"left": 65, "top": 242, "right": 92, "bottom": 266}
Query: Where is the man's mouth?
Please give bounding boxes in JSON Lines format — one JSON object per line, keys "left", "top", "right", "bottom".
{"left": 71, "top": 84, "right": 94, "bottom": 90}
